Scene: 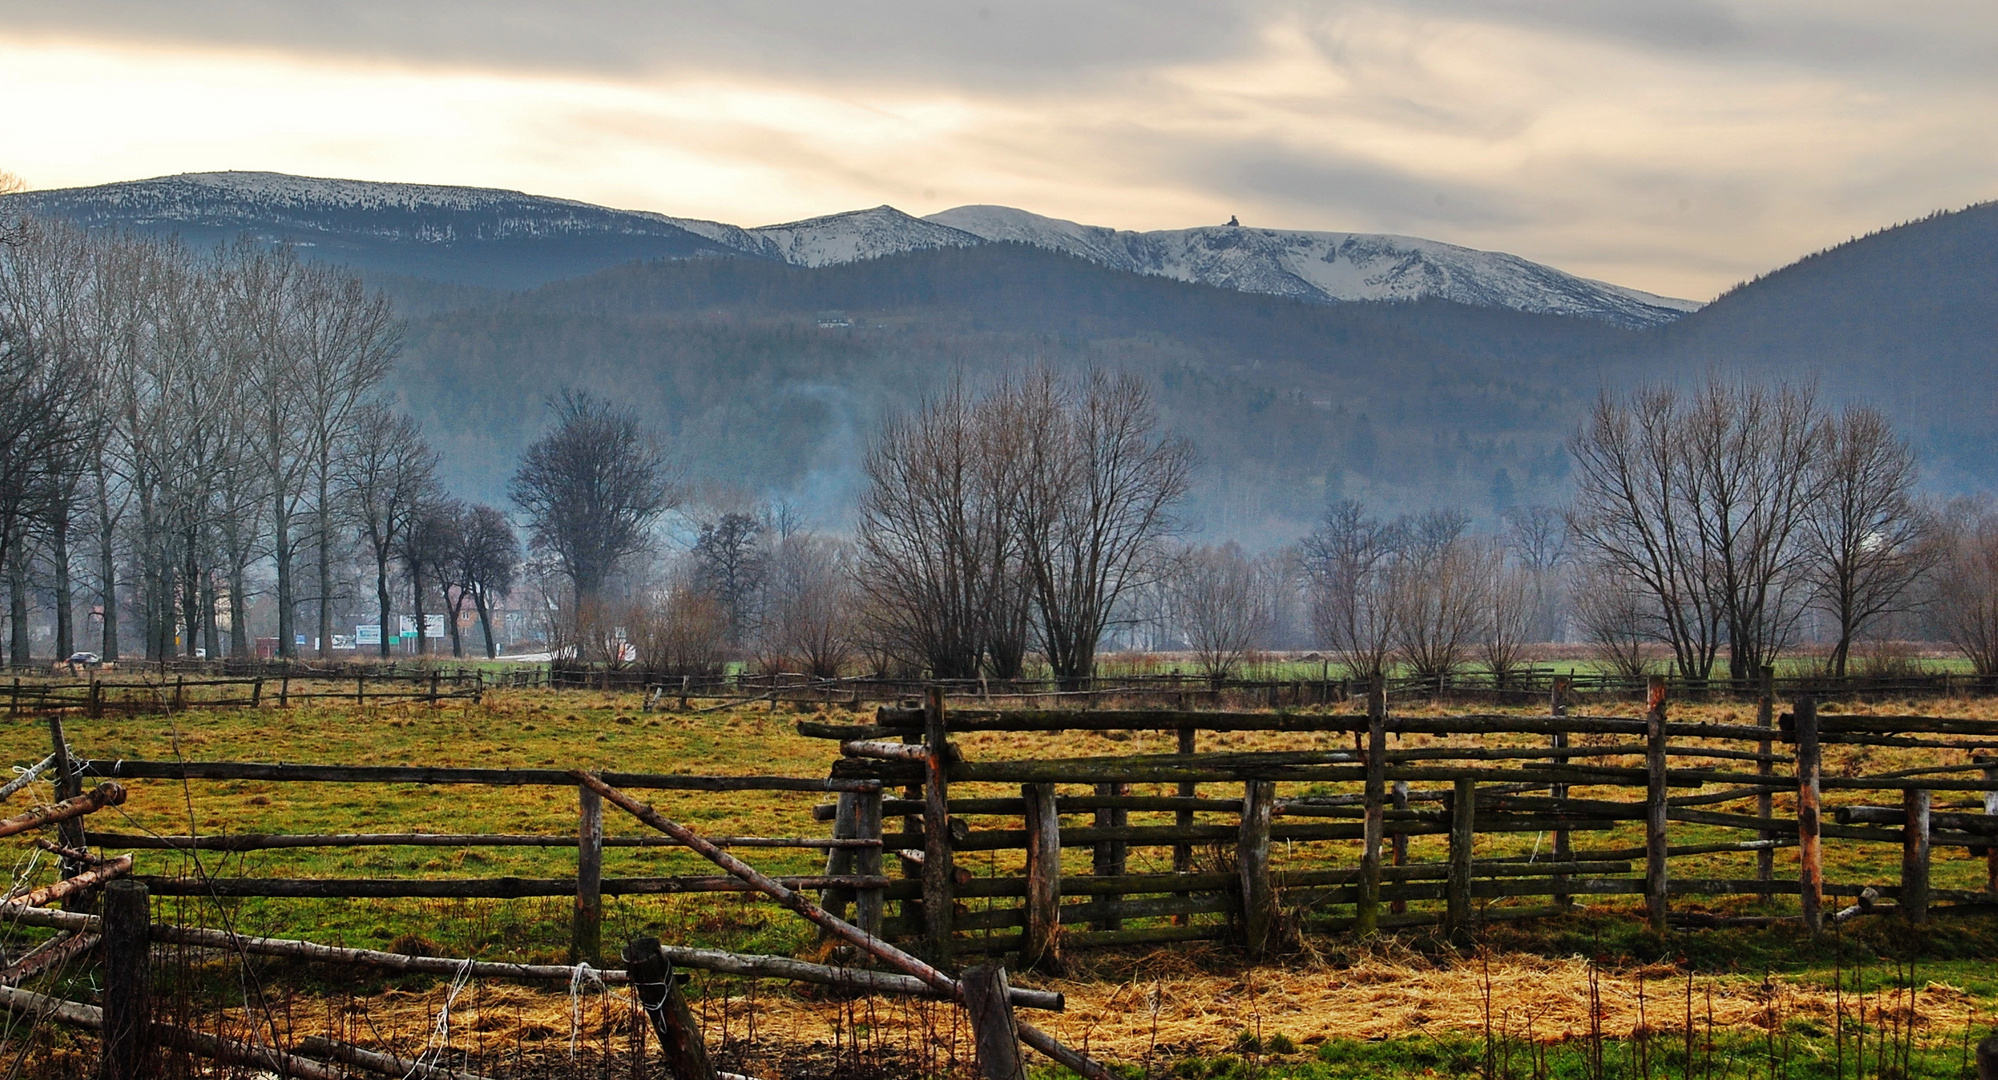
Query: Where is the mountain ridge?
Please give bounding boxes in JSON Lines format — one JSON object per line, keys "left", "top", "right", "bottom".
{"left": 0, "top": 170, "right": 1695, "bottom": 326}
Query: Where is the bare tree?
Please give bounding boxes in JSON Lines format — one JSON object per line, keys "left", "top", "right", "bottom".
{"left": 761, "top": 531, "right": 857, "bottom": 678}
{"left": 1802, "top": 407, "right": 1938, "bottom": 677}
{"left": 339, "top": 404, "right": 434, "bottom": 658}
{"left": 631, "top": 573, "right": 729, "bottom": 678}
{"left": 1393, "top": 537, "right": 1491, "bottom": 682}
{"left": 1568, "top": 380, "right": 1824, "bottom": 682}
{"left": 1008, "top": 370, "right": 1193, "bottom": 687}
{"left": 1302, "top": 500, "right": 1401, "bottom": 681}
{"left": 1572, "top": 563, "right": 1654, "bottom": 679}
{"left": 692, "top": 510, "right": 765, "bottom": 650}
{"left": 854, "top": 381, "right": 1022, "bottom": 679}
{"left": 1167, "top": 542, "right": 1273, "bottom": 681}
{"left": 404, "top": 498, "right": 462, "bottom": 657}
{"left": 1503, "top": 504, "right": 1569, "bottom": 643}
{"left": 1932, "top": 505, "right": 1998, "bottom": 678}
{"left": 1479, "top": 541, "right": 1538, "bottom": 688}
{"left": 509, "top": 390, "right": 677, "bottom": 631}
{"left": 455, "top": 505, "right": 520, "bottom": 659}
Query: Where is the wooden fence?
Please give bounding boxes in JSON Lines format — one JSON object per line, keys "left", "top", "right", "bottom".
{"left": 800, "top": 679, "right": 1998, "bottom": 961}
{"left": 0, "top": 670, "right": 483, "bottom": 716}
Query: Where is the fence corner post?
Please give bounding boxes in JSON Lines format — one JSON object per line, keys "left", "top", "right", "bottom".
{"left": 1755, "top": 664, "right": 1776, "bottom": 886}
{"left": 962, "top": 964, "right": 1027, "bottom": 1080}
{"left": 572, "top": 783, "right": 603, "bottom": 965}
{"left": 1796, "top": 695, "right": 1823, "bottom": 936}
{"left": 623, "top": 936, "right": 716, "bottom": 1080}
{"left": 1644, "top": 675, "right": 1669, "bottom": 934}
{"left": 854, "top": 787, "right": 884, "bottom": 938}
{"left": 101, "top": 878, "right": 153, "bottom": 1080}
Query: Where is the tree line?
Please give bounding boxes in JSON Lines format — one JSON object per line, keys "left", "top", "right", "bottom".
{"left": 0, "top": 219, "right": 519, "bottom": 662}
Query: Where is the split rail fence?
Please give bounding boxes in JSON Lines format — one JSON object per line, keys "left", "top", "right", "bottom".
{"left": 1, "top": 670, "right": 483, "bottom": 716}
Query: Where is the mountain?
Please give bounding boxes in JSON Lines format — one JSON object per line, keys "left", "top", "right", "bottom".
{"left": 1636, "top": 200, "right": 1998, "bottom": 487}
{"left": 927, "top": 205, "right": 1699, "bottom": 328}
{"left": 1, "top": 171, "right": 1694, "bottom": 325}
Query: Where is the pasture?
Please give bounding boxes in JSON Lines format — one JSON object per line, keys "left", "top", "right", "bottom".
{"left": 5, "top": 683, "right": 1998, "bottom": 1077}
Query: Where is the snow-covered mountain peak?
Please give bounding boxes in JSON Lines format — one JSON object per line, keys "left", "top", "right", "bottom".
{"left": 926, "top": 205, "right": 1699, "bottom": 326}
{"left": 744, "top": 206, "right": 982, "bottom": 268}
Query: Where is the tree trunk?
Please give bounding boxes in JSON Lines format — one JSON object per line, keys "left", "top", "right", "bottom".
{"left": 376, "top": 553, "right": 393, "bottom": 660}
{"left": 272, "top": 497, "right": 294, "bottom": 659}
{"left": 410, "top": 562, "right": 428, "bottom": 657}
{"left": 316, "top": 472, "right": 332, "bottom": 660}
{"left": 9, "top": 554, "right": 30, "bottom": 665}
{"left": 202, "top": 574, "right": 221, "bottom": 662}
{"left": 51, "top": 514, "right": 72, "bottom": 660}
{"left": 228, "top": 562, "right": 250, "bottom": 660}
{"left": 446, "top": 590, "right": 466, "bottom": 659}
{"left": 474, "top": 590, "right": 497, "bottom": 659}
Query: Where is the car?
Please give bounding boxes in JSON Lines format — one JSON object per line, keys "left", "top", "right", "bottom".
{"left": 65, "top": 652, "right": 101, "bottom": 667}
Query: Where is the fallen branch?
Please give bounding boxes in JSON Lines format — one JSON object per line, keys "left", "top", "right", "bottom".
{"left": 573, "top": 770, "right": 1111, "bottom": 1080}
{"left": 0, "top": 782, "right": 125, "bottom": 839}
{"left": 0, "top": 983, "right": 346, "bottom": 1079}
{"left": 0, "top": 931, "right": 97, "bottom": 985}
{"left": 297, "top": 1034, "right": 494, "bottom": 1080}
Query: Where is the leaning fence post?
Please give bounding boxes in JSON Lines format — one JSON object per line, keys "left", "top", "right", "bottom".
{"left": 1357, "top": 679, "right": 1386, "bottom": 935}
{"left": 1237, "top": 779, "right": 1276, "bottom": 956}
{"left": 623, "top": 936, "right": 717, "bottom": 1080}
{"left": 1021, "top": 783, "right": 1062, "bottom": 971}
{"left": 1644, "top": 675, "right": 1669, "bottom": 934}
{"left": 101, "top": 878, "right": 153, "bottom": 1080}
{"left": 921, "top": 685, "right": 955, "bottom": 963}
{"left": 1796, "top": 696, "right": 1824, "bottom": 935}
{"left": 1446, "top": 777, "right": 1475, "bottom": 943}
{"left": 1091, "top": 781, "right": 1128, "bottom": 932}
{"left": 1549, "top": 675, "right": 1571, "bottom": 908}
{"left": 573, "top": 784, "right": 604, "bottom": 964}
{"left": 1756, "top": 664, "right": 1776, "bottom": 886}
{"left": 963, "top": 964, "right": 1027, "bottom": 1080}
{"left": 1902, "top": 787, "right": 1930, "bottom": 924}
{"left": 47, "top": 716, "right": 89, "bottom": 893}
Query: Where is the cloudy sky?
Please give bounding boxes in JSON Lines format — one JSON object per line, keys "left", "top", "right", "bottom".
{"left": 3, "top": 2, "right": 1993, "bottom": 299}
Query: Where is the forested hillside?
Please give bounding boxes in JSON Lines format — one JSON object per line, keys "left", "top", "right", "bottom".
{"left": 395, "top": 243, "right": 1648, "bottom": 541}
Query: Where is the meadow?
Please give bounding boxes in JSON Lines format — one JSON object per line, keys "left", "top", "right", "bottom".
{"left": 4, "top": 684, "right": 1998, "bottom": 1078}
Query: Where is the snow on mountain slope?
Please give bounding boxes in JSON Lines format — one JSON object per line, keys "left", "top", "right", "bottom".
{"left": 2, "top": 172, "right": 1698, "bottom": 324}
{"left": 927, "top": 205, "right": 1700, "bottom": 327}
{"left": 741, "top": 206, "right": 983, "bottom": 267}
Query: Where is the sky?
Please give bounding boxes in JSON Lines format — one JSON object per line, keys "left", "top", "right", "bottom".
{"left": 2, "top": 2, "right": 1994, "bottom": 301}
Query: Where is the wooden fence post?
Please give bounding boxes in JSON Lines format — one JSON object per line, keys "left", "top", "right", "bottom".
{"left": 1356, "top": 679, "right": 1386, "bottom": 935}
{"left": 623, "top": 936, "right": 717, "bottom": 1080}
{"left": 1549, "top": 675, "right": 1571, "bottom": 908}
{"left": 854, "top": 788, "right": 884, "bottom": 938}
{"left": 1238, "top": 779, "right": 1275, "bottom": 956}
{"left": 1091, "top": 781, "right": 1128, "bottom": 931}
{"left": 1644, "top": 675, "right": 1669, "bottom": 934}
{"left": 1983, "top": 758, "right": 1998, "bottom": 896}
{"left": 1390, "top": 780, "right": 1409, "bottom": 915}
{"left": 1021, "top": 783, "right": 1062, "bottom": 972}
{"left": 1978, "top": 1034, "right": 1998, "bottom": 1080}
{"left": 1447, "top": 777, "right": 1475, "bottom": 943}
{"left": 1173, "top": 727, "right": 1196, "bottom": 925}
{"left": 1902, "top": 787, "right": 1930, "bottom": 924}
{"left": 1756, "top": 665, "right": 1776, "bottom": 885}
{"left": 48, "top": 717, "right": 88, "bottom": 892}
{"left": 101, "top": 879, "right": 153, "bottom": 1080}
{"left": 278, "top": 675, "right": 289, "bottom": 708}
{"left": 820, "top": 792, "right": 859, "bottom": 929}
{"left": 921, "top": 686, "right": 955, "bottom": 964}
{"left": 1796, "top": 696, "right": 1824, "bottom": 935}
{"left": 572, "top": 785, "right": 603, "bottom": 964}
{"left": 248, "top": 678, "right": 261, "bottom": 710}
{"left": 962, "top": 964, "right": 1027, "bottom": 1080}
{"left": 89, "top": 678, "right": 103, "bottom": 718}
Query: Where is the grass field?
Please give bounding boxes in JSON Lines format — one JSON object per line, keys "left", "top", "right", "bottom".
{"left": 5, "top": 688, "right": 1998, "bottom": 1077}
